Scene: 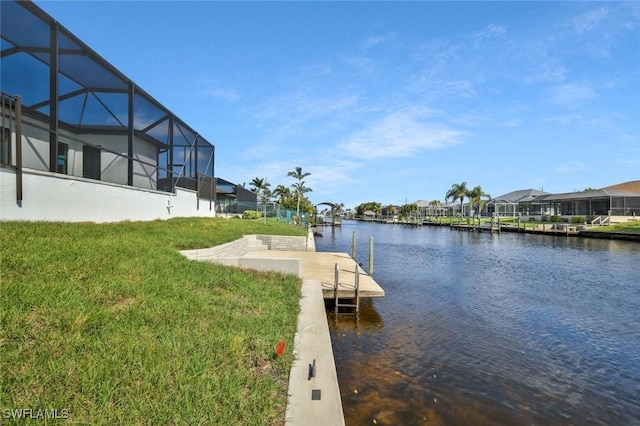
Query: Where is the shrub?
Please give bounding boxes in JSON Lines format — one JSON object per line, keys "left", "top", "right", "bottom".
{"left": 528, "top": 217, "right": 537, "bottom": 222}
{"left": 242, "top": 210, "right": 260, "bottom": 220}
{"left": 550, "top": 215, "right": 561, "bottom": 223}
{"left": 587, "top": 214, "right": 596, "bottom": 223}
{"left": 571, "top": 216, "right": 584, "bottom": 224}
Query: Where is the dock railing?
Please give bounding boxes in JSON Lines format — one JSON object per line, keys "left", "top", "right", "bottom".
{"left": 591, "top": 216, "right": 610, "bottom": 226}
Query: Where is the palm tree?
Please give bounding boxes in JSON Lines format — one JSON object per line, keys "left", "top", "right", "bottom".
{"left": 250, "top": 177, "right": 265, "bottom": 194}
{"left": 250, "top": 177, "right": 271, "bottom": 206}
{"left": 446, "top": 181, "right": 468, "bottom": 223}
{"left": 291, "top": 181, "right": 312, "bottom": 218}
{"left": 400, "top": 203, "right": 419, "bottom": 222}
{"left": 287, "top": 166, "right": 312, "bottom": 218}
{"left": 468, "top": 185, "right": 491, "bottom": 225}
{"left": 272, "top": 184, "right": 291, "bottom": 202}
{"left": 428, "top": 199, "right": 442, "bottom": 217}
{"left": 261, "top": 186, "right": 272, "bottom": 204}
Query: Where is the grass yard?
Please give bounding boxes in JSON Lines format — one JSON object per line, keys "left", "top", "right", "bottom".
{"left": 434, "top": 217, "right": 640, "bottom": 234}
{"left": 1, "top": 218, "right": 307, "bottom": 424}
{"left": 588, "top": 220, "right": 640, "bottom": 234}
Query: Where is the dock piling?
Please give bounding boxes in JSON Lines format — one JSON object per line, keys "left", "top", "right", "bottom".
{"left": 351, "top": 231, "right": 356, "bottom": 259}
{"left": 368, "top": 236, "right": 374, "bottom": 278}
{"left": 334, "top": 263, "right": 340, "bottom": 314}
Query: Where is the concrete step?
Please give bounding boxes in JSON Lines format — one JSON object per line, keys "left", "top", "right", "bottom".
{"left": 245, "top": 235, "right": 269, "bottom": 252}
{"left": 248, "top": 242, "right": 269, "bottom": 251}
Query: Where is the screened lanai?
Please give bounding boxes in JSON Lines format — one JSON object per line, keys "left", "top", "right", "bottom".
{"left": 0, "top": 0, "right": 214, "bottom": 194}
{"left": 214, "top": 178, "right": 257, "bottom": 214}
{"left": 531, "top": 186, "right": 640, "bottom": 217}
{"left": 486, "top": 189, "right": 548, "bottom": 217}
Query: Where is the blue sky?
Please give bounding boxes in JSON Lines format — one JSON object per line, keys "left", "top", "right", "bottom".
{"left": 37, "top": 1, "right": 639, "bottom": 208}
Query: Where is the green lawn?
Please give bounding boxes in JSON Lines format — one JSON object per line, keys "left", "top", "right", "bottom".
{"left": 588, "top": 220, "right": 640, "bottom": 234}
{"left": 1, "top": 218, "right": 307, "bottom": 425}
{"left": 511, "top": 218, "right": 640, "bottom": 233}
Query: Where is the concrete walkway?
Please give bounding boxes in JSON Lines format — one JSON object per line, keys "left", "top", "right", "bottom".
{"left": 284, "top": 279, "right": 344, "bottom": 425}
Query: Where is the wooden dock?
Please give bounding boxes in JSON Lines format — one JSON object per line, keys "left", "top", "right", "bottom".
{"left": 449, "top": 223, "right": 581, "bottom": 236}
{"left": 242, "top": 250, "right": 385, "bottom": 299}
{"left": 450, "top": 224, "right": 500, "bottom": 233}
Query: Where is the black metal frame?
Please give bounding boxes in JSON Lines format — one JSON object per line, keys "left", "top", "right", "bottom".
{"left": 1, "top": 0, "right": 215, "bottom": 192}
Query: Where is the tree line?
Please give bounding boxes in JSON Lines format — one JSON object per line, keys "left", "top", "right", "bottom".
{"left": 353, "top": 181, "right": 491, "bottom": 222}
{"left": 249, "top": 166, "right": 313, "bottom": 218}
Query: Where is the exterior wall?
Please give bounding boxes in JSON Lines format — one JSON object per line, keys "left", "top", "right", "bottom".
{"left": 15, "top": 117, "right": 159, "bottom": 190}
{"left": 256, "top": 234, "right": 308, "bottom": 251}
{"left": 90, "top": 134, "right": 128, "bottom": 186}
{"left": 180, "top": 234, "right": 309, "bottom": 261}
{"left": 133, "top": 137, "right": 158, "bottom": 190}
{"left": 21, "top": 119, "right": 50, "bottom": 170}
{"left": 0, "top": 167, "right": 214, "bottom": 222}
{"left": 184, "top": 237, "right": 251, "bottom": 259}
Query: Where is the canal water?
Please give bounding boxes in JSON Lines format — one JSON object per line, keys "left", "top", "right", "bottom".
{"left": 315, "top": 221, "right": 640, "bottom": 426}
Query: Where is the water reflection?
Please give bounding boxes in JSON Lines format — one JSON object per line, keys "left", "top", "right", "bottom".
{"left": 318, "top": 222, "right": 640, "bottom": 425}
{"left": 327, "top": 298, "right": 384, "bottom": 332}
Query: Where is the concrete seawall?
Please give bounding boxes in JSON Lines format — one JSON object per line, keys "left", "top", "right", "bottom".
{"left": 578, "top": 231, "right": 640, "bottom": 242}
{"left": 180, "top": 233, "right": 309, "bottom": 259}
{"left": 180, "top": 230, "right": 383, "bottom": 425}
{"left": 180, "top": 234, "right": 308, "bottom": 276}
{"left": 285, "top": 278, "right": 344, "bottom": 425}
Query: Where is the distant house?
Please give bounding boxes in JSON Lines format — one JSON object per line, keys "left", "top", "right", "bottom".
{"left": 486, "top": 189, "right": 549, "bottom": 217}
{"left": 381, "top": 204, "right": 399, "bottom": 219}
{"left": 362, "top": 210, "right": 377, "bottom": 221}
{"left": 414, "top": 199, "right": 449, "bottom": 217}
{"left": 414, "top": 200, "right": 430, "bottom": 218}
{"left": 1, "top": 0, "right": 215, "bottom": 222}
{"left": 530, "top": 181, "right": 640, "bottom": 218}
{"left": 215, "top": 178, "right": 257, "bottom": 215}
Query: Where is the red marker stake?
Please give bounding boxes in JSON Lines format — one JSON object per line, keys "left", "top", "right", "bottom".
{"left": 276, "top": 340, "right": 285, "bottom": 356}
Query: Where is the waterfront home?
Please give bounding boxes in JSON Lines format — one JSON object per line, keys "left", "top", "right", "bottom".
{"left": 1, "top": 0, "right": 216, "bottom": 222}
{"left": 530, "top": 181, "right": 640, "bottom": 222}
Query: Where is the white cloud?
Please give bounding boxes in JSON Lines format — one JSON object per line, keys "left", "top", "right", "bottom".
{"left": 343, "top": 54, "right": 377, "bottom": 75}
{"left": 209, "top": 87, "right": 240, "bottom": 102}
{"left": 342, "top": 108, "right": 465, "bottom": 159}
{"left": 255, "top": 91, "right": 358, "bottom": 123}
{"left": 616, "top": 158, "right": 640, "bottom": 166}
{"left": 250, "top": 91, "right": 360, "bottom": 143}
{"left": 195, "top": 77, "right": 241, "bottom": 102}
{"left": 555, "top": 161, "right": 587, "bottom": 175}
{"left": 471, "top": 24, "right": 507, "bottom": 42}
{"left": 570, "top": 7, "right": 609, "bottom": 34}
{"left": 549, "top": 83, "right": 596, "bottom": 106}
{"left": 297, "top": 62, "right": 332, "bottom": 78}
{"left": 502, "top": 119, "right": 522, "bottom": 128}
{"left": 363, "top": 34, "right": 393, "bottom": 49}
